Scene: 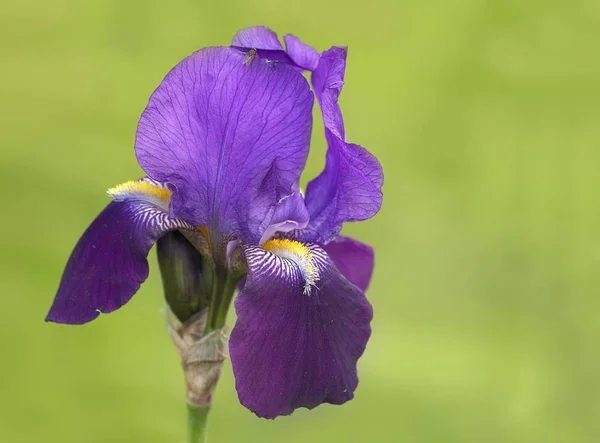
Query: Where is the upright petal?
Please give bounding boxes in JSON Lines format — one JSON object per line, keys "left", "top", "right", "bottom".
{"left": 46, "top": 198, "right": 194, "bottom": 325}
{"left": 312, "top": 47, "right": 347, "bottom": 138}
{"left": 232, "top": 26, "right": 284, "bottom": 50}
{"left": 229, "top": 47, "right": 299, "bottom": 68}
{"left": 283, "top": 34, "right": 319, "bottom": 71}
{"left": 321, "top": 236, "right": 374, "bottom": 292}
{"left": 231, "top": 28, "right": 319, "bottom": 72}
{"left": 135, "top": 47, "right": 313, "bottom": 245}
{"left": 303, "top": 47, "right": 383, "bottom": 243}
{"left": 231, "top": 27, "right": 302, "bottom": 69}
{"left": 230, "top": 243, "right": 372, "bottom": 418}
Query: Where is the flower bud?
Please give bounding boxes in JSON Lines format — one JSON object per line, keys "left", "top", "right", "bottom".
{"left": 157, "top": 231, "right": 212, "bottom": 322}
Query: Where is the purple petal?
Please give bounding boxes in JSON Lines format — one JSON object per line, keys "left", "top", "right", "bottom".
{"left": 135, "top": 47, "right": 313, "bottom": 245}
{"left": 231, "top": 29, "right": 318, "bottom": 72}
{"left": 259, "top": 190, "right": 310, "bottom": 244}
{"left": 283, "top": 34, "right": 319, "bottom": 71}
{"left": 230, "top": 243, "right": 372, "bottom": 418}
{"left": 311, "top": 46, "right": 347, "bottom": 138}
{"left": 46, "top": 200, "right": 193, "bottom": 325}
{"left": 303, "top": 47, "right": 383, "bottom": 243}
{"left": 230, "top": 47, "right": 299, "bottom": 67}
{"left": 232, "top": 26, "right": 284, "bottom": 50}
{"left": 321, "top": 236, "right": 374, "bottom": 292}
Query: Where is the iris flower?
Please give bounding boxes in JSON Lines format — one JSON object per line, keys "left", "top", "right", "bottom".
{"left": 47, "top": 26, "right": 383, "bottom": 419}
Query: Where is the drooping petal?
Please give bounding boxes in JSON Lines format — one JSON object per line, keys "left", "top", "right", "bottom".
{"left": 232, "top": 26, "right": 284, "bottom": 50}
{"left": 321, "top": 236, "right": 374, "bottom": 292}
{"left": 230, "top": 243, "right": 372, "bottom": 418}
{"left": 135, "top": 47, "right": 313, "bottom": 245}
{"left": 283, "top": 34, "right": 319, "bottom": 71}
{"left": 303, "top": 47, "right": 383, "bottom": 243}
{"left": 46, "top": 199, "right": 194, "bottom": 325}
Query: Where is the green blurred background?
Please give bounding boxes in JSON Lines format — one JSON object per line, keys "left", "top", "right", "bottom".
{"left": 1, "top": 0, "right": 599, "bottom": 442}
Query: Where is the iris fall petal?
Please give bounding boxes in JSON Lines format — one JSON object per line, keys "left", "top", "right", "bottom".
{"left": 46, "top": 200, "right": 193, "bottom": 325}
{"left": 322, "top": 236, "right": 374, "bottom": 292}
{"left": 230, "top": 243, "right": 372, "bottom": 418}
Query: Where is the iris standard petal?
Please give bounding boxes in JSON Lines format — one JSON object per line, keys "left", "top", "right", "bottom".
{"left": 230, "top": 243, "right": 372, "bottom": 418}
{"left": 231, "top": 28, "right": 309, "bottom": 71}
{"left": 283, "top": 34, "right": 319, "bottom": 71}
{"left": 232, "top": 26, "right": 284, "bottom": 50}
{"left": 229, "top": 32, "right": 383, "bottom": 243}
{"left": 135, "top": 47, "right": 313, "bottom": 244}
{"left": 231, "top": 28, "right": 318, "bottom": 72}
{"left": 46, "top": 200, "right": 194, "bottom": 325}
{"left": 321, "top": 236, "right": 374, "bottom": 292}
{"left": 310, "top": 46, "right": 347, "bottom": 137}
{"left": 303, "top": 47, "right": 383, "bottom": 243}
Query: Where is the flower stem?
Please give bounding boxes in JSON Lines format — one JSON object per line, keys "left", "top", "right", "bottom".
{"left": 187, "top": 403, "right": 210, "bottom": 443}
{"left": 204, "top": 273, "right": 240, "bottom": 334}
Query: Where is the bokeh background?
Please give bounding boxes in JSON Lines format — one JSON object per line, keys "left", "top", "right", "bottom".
{"left": 1, "top": 0, "right": 599, "bottom": 442}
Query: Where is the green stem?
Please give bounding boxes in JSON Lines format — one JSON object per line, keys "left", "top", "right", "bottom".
{"left": 204, "top": 273, "right": 239, "bottom": 334}
{"left": 187, "top": 403, "right": 210, "bottom": 443}
{"left": 214, "top": 276, "right": 239, "bottom": 328}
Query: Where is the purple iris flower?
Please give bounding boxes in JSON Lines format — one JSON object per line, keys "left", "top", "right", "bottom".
{"left": 47, "top": 26, "right": 383, "bottom": 419}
